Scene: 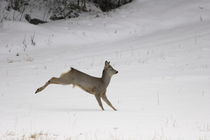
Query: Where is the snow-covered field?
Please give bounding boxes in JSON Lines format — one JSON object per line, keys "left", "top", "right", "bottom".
{"left": 0, "top": 0, "right": 210, "bottom": 139}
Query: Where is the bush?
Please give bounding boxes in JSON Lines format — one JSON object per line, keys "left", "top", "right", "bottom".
{"left": 49, "top": 0, "right": 81, "bottom": 20}
{"left": 93, "top": 0, "right": 133, "bottom": 11}
{"left": 0, "top": 0, "right": 133, "bottom": 22}
{"left": 8, "top": 0, "right": 29, "bottom": 11}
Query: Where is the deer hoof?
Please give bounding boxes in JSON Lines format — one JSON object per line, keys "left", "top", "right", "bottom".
{"left": 35, "top": 88, "right": 41, "bottom": 94}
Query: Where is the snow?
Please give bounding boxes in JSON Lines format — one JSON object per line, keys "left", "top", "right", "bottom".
{"left": 0, "top": 0, "right": 210, "bottom": 139}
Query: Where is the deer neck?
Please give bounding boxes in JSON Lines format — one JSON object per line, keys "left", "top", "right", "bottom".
{"left": 102, "top": 69, "right": 111, "bottom": 87}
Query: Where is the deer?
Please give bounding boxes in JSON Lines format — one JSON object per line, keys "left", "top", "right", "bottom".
{"left": 35, "top": 61, "right": 118, "bottom": 111}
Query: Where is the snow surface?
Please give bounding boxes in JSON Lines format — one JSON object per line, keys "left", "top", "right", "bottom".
{"left": 0, "top": 0, "right": 210, "bottom": 139}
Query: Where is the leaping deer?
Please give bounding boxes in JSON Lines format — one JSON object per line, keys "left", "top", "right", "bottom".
{"left": 35, "top": 61, "right": 118, "bottom": 111}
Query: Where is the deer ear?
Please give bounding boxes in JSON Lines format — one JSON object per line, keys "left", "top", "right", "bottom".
{"left": 105, "top": 60, "right": 110, "bottom": 66}
{"left": 105, "top": 60, "right": 108, "bottom": 65}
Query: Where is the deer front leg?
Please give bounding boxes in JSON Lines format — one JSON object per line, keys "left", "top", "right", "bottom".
{"left": 35, "top": 77, "right": 61, "bottom": 94}
{"left": 95, "top": 95, "right": 104, "bottom": 111}
{"left": 102, "top": 94, "right": 117, "bottom": 111}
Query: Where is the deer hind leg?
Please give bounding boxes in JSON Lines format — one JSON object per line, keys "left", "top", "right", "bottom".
{"left": 95, "top": 95, "right": 104, "bottom": 111}
{"left": 102, "top": 94, "right": 117, "bottom": 111}
{"left": 35, "top": 77, "right": 63, "bottom": 94}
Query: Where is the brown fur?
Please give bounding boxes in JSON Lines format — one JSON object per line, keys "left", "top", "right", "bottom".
{"left": 35, "top": 61, "right": 118, "bottom": 111}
